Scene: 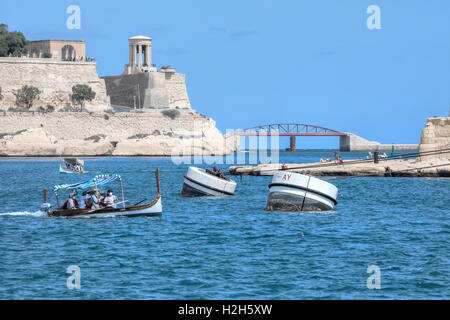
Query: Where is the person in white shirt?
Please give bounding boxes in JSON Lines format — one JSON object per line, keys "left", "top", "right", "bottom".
{"left": 104, "top": 190, "right": 118, "bottom": 208}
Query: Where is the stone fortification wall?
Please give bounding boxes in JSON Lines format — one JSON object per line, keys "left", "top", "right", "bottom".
{"left": 0, "top": 58, "right": 111, "bottom": 112}
{"left": 0, "top": 110, "right": 237, "bottom": 156}
{"left": 102, "top": 73, "right": 149, "bottom": 108}
{"left": 163, "top": 72, "right": 191, "bottom": 109}
{"left": 102, "top": 70, "right": 191, "bottom": 110}
{"left": 419, "top": 117, "right": 450, "bottom": 161}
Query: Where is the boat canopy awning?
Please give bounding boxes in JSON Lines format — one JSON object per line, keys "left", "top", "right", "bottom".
{"left": 64, "top": 158, "right": 84, "bottom": 166}
{"left": 53, "top": 174, "right": 122, "bottom": 192}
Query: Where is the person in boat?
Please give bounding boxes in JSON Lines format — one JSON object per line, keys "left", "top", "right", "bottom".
{"left": 79, "top": 191, "right": 88, "bottom": 209}
{"left": 85, "top": 190, "right": 100, "bottom": 210}
{"left": 205, "top": 166, "right": 229, "bottom": 180}
{"left": 206, "top": 167, "right": 219, "bottom": 177}
{"left": 104, "top": 190, "right": 119, "bottom": 208}
{"left": 99, "top": 191, "right": 106, "bottom": 206}
{"left": 62, "top": 192, "right": 79, "bottom": 210}
{"left": 212, "top": 166, "right": 225, "bottom": 179}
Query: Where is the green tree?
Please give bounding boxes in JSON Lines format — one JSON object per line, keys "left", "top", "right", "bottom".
{"left": 0, "top": 24, "right": 28, "bottom": 57}
{"left": 71, "top": 84, "right": 96, "bottom": 112}
{"left": 0, "top": 87, "right": 3, "bottom": 101}
{"left": 14, "top": 85, "right": 40, "bottom": 109}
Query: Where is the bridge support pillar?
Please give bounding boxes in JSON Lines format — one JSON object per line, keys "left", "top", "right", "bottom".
{"left": 339, "top": 135, "right": 350, "bottom": 151}
{"left": 289, "top": 135, "right": 296, "bottom": 152}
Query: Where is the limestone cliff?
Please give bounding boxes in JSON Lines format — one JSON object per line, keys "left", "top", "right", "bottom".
{"left": 419, "top": 117, "right": 450, "bottom": 161}
{"left": 0, "top": 128, "right": 114, "bottom": 156}
{"left": 0, "top": 58, "right": 111, "bottom": 112}
{"left": 0, "top": 110, "right": 238, "bottom": 156}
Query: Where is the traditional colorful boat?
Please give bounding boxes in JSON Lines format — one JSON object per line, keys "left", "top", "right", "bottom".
{"left": 180, "top": 166, "right": 237, "bottom": 197}
{"left": 59, "top": 158, "right": 86, "bottom": 174}
{"left": 41, "top": 169, "right": 162, "bottom": 218}
{"left": 265, "top": 171, "right": 338, "bottom": 212}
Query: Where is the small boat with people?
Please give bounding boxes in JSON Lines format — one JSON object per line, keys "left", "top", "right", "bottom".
{"left": 59, "top": 157, "right": 86, "bottom": 174}
{"left": 180, "top": 166, "right": 237, "bottom": 197}
{"left": 265, "top": 171, "right": 338, "bottom": 212}
{"left": 40, "top": 169, "right": 162, "bottom": 218}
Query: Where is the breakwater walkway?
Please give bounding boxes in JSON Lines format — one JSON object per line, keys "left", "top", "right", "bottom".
{"left": 228, "top": 151, "right": 450, "bottom": 178}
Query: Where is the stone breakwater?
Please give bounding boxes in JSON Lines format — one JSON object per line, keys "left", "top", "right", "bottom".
{"left": 0, "top": 110, "right": 238, "bottom": 156}
{"left": 230, "top": 116, "right": 450, "bottom": 178}
{"left": 228, "top": 158, "right": 450, "bottom": 177}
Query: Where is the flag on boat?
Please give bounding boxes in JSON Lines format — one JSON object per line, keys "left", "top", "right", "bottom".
{"left": 53, "top": 174, "right": 122, "bottom": 192}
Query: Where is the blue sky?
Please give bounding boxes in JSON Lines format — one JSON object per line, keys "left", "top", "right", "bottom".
{"left": 1, "top": 0, "right": 449, "bottom": 148}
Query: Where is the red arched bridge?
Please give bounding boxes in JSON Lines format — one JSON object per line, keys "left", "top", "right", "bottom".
{"left": 236, "top": 123, "right": 348, "bottom": 151}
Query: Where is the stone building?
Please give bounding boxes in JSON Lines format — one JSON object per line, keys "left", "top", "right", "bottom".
{"left": 28, "top": 40, "right": 86, "bottom": 60}
{"left": 102, "top": 35, "right": 191, "bottom": 110}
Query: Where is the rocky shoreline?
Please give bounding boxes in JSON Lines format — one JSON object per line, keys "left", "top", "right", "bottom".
{"left": 0, "top": 110, "right": 238, "bottom": 157}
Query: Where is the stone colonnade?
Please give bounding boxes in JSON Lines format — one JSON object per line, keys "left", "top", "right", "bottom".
{"left": 128, "top": 36, "right": 152, "bottom": 68}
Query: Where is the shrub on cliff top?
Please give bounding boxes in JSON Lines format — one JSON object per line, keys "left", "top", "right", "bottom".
{"left": 128, "top": 133, "right": 150, "bottom": 140}
{"left": 14, "top": 85, "right": 40, "bottom": 109}
{"left": 85, "top": 134, "right": 106, "bottom": 143}
{"left": 36, "top": 105, "right": 54, "bottom": 113}
{"left": 58, "top": 105, "right": 78, "bottom": 112}
{"left": 8, "top": 106, "right": 27, "bottom": 112}
{"left": 71, "top": 84, "right": 96, "bottom": 112}
{"left": 162, "top": 109, "right": 180, "bottom": 120}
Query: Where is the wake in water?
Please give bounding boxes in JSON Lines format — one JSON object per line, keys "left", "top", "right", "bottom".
{"left": 0, "top": 210, "right": 48, "bottom": 217}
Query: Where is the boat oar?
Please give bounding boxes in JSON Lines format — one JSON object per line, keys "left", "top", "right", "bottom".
{"left": 87, "top": 200, "right": 129, "bottom": 213}
{"left": 132, "top": 199, "right": 148, "bottom": 206}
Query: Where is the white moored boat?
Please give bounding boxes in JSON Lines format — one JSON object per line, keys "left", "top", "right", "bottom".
{"left": 180, "top": 166, "right": 237, "bottom": 197}
{"left": 265, "top": 171, "right": 338, "bottom": 212}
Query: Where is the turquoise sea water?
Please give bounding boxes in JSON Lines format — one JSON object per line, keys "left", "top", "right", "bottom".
{"left": 0, "top": 150, "right": 449, "bottom": 299}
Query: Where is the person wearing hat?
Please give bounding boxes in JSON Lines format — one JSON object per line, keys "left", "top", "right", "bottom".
{"left": 62, "top": 192, "right": 79, "bottom": 210}
{"left": 85, "top": 190, "right": 100, "bottom": 210}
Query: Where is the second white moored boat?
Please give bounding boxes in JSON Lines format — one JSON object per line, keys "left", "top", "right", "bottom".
{"left": 180, "top": 166, "right": 237, "bottom": 197}
{"left": 265, "top": 171, "right": 338, "bottom": 212}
